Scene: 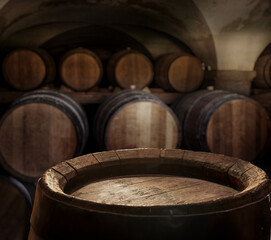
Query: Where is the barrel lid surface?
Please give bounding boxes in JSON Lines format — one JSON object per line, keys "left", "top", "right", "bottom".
{"left": 60, "top": 49, "right": 102, "bottom": 91}
{"left": 38, "top": 148, "right": 270, "bottom": 216}
{"left": 3, "top": 49, "right": 46, "bottom": 90}
{"left": 0, "top": 102, "right": 77, "bottom": 180}
{"left": 114, "top": 52, "right": 153, "bottom": 89}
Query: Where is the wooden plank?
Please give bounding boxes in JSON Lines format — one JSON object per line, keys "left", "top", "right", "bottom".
{"left": 0, "top": 88, "right": 183, "bottom": 104}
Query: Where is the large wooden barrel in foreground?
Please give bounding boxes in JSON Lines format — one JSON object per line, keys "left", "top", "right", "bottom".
{"left": 254, "top": 54, "right": 271, "bottom": 88}
{"left": 2, "top": 48, "right": 56, "bottom": 91}
{"left": 172, "top": 90, "right": 270, "bottom": 161}
{"left": 155, "top": 52, "right": 204, "bottom": 92}
{"left": 107, "top": 49, "right": 154, "bottom": 89}
{"left": 93, "top": 90, "right": 180, "bottom": 150}
{"left": 0, "top": 176, "right": 32, "bottom": 240}
{"left": 28, "top": 148, "right": 271, "bottom": 240}
{"left": 59, "top": 48, "right": 103, "bottom": 91}
{"left": 0, "top": 89, "right": 88, "bottom": 181}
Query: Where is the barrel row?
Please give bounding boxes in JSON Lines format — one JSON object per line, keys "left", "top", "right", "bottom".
{"left": 0, "top": 89, "right": 270, "bottom": 184}
{"left": 1, "top": 47, "right": 204, "bottom": 92}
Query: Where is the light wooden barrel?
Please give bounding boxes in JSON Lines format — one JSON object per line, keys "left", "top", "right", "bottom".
{"left": 59, "top": 48, "right": 103, "bottom": 91}
{"left": 254, "top": 55, "right": 271, "bottom": 88}
{"left": 28, "top": 148, "right": 271, "bottom": 240}
{"left": 0, "top": 175, "right": 32, "bottom": 240}
{"left": 107, "top": 49, "right": 154, "bottom": 89}
{"left": 172, "top": 90, "right": 270, "bottom": 162}
{"left": 0, "top": 89, "right": 88, "bottom": 181}
{"left": 93, "top": 90, "right": 180, "bottom": 150}
{"left": 155, "top": 52, "right": 204, "bottom": 92}
{"left": 2, "top": 48, "right": 56, "bottom": 91}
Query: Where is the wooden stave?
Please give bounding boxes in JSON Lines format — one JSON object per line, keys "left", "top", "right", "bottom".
{"left": 59, "top": 47, "right": 103, "bottom": 91}
{"left": 2, "top": 47, "right": 56, "bottom": 91}
{"left": 0, "top": 175, "right": 32, "bottom": 240}
{"left": 0, "top": 89, "right": 89, "bottom": 181}
{"left": 107, "top": 49, "right": 154, "bottom": 89}
{"left": 28, "top": 149, "right": 271, "bottom": 240}
{"left": 254, "top": 55, "right": 271, "bottom": 88}
{"left": 155, "top": 52, "right": 203, "bottom": 92}
{"left": 93, "top": 90, "right": 180, "bottom": 150}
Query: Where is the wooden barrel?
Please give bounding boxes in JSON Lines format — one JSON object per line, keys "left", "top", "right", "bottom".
{"left": 0, "top": 89, "right": 89, "bottom": 181}
{"left": 93, "top": 90, "right": 180, "bottom": 150}
{"left": 155, "top": 52, "right": 204, "bottom": 92}
{"left": 2, "top": 48, "right": 56, "bottom": 91}
{"left": 107, "top": 49, "right": 154, "bottom": 89}
{"left": 252, "top": 92, "right": 271, "bottom": 115}
{"left": 59, "top": 48, "right": 103, "bottom": 91}
{"left": 172, "top": 90, "right": 270, "bottom": 161}
{"left": 254, "top": 55, "right": 271, "bottom": 88}
{"left": 28, "top": 148, "right": 271, "bottom": 240}
{"left": 0, "top": 175, "right": 32, "bottom": 240}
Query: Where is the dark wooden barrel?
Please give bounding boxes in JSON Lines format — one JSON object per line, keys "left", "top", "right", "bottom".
{"left": 107, "top": 49, "right": 154, "bottom": 89}
{"left": 155, "top": 52, "right": 204, "bottom": 92}
{"left": 252, "top": 93, "right": 271, "bottom": 158}
{"left": 93, "top": 90, "right": 180, "bottom": 150}
{"left": 254, "top": 55, "right": 271, "bottom": 88}
{"left": 2, "top": 48, "right": 56, "bottom": 91}
{"left": 59, "top": 47, "right": 103, "bottom": 91}
{"left": 0, "top": 89, "right": 88, "bottom": 181}
{"left": 252, "top": 92, "right": 271, "bottom": 115}
{"left": 28, "top": 148, "right": 271, "bottom": 240}
{"left": 172, "top": 90, "right": 270, "bottom": 161}
{"left": 0, "top": 175, "right": 32, "bottom": 240}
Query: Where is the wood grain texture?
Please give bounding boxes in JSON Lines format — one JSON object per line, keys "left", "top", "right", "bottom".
{"left": 254, "top": 55, "right": 271, "bottom": 88}
{"left": 0, "top": 103, "right": 77, "bottom": 179}
{"left": 155, "top": 53, "right": 204, "bottom": 92}
{"left": 173, "top": 90, "right": 270, "bottom": 161}
{"left": 59, "top": 48, "right": 103, "bottom": 91}
{"left": 2, "top": 48, "right": 55, "bottom": 91}
{"left": 94, "top": 90, "right": 180, "bottom": 150}
{"left": 107, "top": 49, "right": 153, "bottom": 89}
{"left": 106, "top": 101, "right": 179, "bottom": 149}
{"left": 0, "top": 177, "right": 32, "bottom": 240}
{"left": 28, "top": 149, "right": 271, "bottom": 240}
{"left": 0, "top": 89, "right": 88, "bottom": 181}
{"left": 71, "top": 175, "right": 238, "bottom": 206}
{"left": 206, "top": 99, "right": 269, "bottom": 161}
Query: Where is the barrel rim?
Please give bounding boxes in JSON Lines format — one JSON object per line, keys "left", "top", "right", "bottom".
{"left": 38, "top": 148, "right": 270, "bottom": 216}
